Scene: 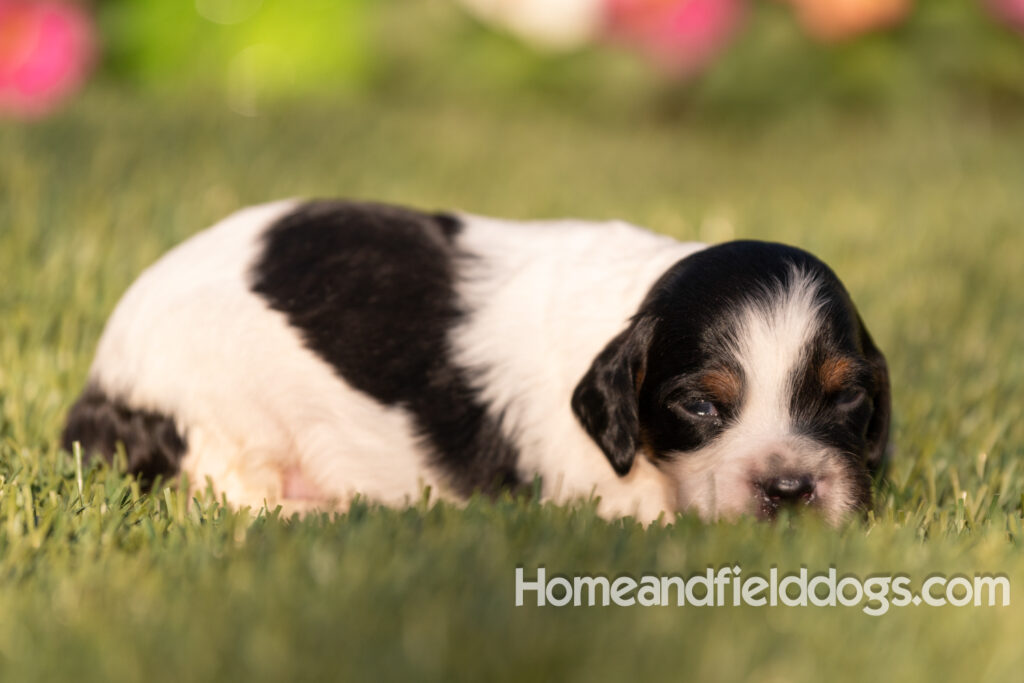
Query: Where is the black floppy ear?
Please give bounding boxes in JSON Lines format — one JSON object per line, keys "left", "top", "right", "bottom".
{"left": 571, "top": 317, "right": 654, "bottom": 476}
{"left": 858, "top": 314, "right": 891, "bottom": 475}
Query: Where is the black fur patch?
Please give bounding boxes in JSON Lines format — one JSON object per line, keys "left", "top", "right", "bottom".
{"left": 61, "top": 384, "right": 186, "bottom": 487}
{"left": 571, "top": 318, "right": 655, "bottom": 476}
{"left": 789, "top": 314, "right": 891, "bottom": 484}
{"left": 249, "top": 200, "right": 521, "bottom": 496}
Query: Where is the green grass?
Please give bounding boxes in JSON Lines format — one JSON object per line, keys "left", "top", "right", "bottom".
{"left": 1, "top": 89, "right": 1023, "bottom": 682}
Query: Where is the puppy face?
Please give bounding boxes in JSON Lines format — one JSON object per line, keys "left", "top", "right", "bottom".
{"left": 572, "top": 241, "right": 890, "bottom": 525}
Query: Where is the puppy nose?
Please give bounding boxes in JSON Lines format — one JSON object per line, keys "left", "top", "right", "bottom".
{"left": 764, "top": 475, "right": 815, "bottom": 504}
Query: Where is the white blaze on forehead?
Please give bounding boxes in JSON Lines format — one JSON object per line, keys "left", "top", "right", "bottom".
{"left": 729, "top": 266, "right": 824, "bottom": 438}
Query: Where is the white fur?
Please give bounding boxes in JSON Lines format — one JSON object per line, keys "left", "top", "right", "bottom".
{"left": 88, "top": 204, "right": 704, "bottom": 522}
{"left": 730, "top": 267, "right": 823, "bottom": 441}
{"left": 450, "top": 215, "right": 705, "bottom": 520}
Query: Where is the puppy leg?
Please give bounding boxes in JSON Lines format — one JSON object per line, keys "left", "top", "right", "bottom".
{"left": 180, "top": 426, "right": 288, "bottom": 511}
{"left": 593, "top": 457, "right": 677, "bottom": 525}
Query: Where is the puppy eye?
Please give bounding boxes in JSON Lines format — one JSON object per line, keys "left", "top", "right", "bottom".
{"left": 834, "top": 388, "right": 867, "bottom": 411}
{"left": 682, "top": 400, "right": 720, "bottom": 419}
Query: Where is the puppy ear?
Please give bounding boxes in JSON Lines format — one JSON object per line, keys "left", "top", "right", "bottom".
{"left": 858, "top": 315, "right": 891, "bottom": 474}
{"left": 571, "top": 317, "right": 654, "bottom": 476}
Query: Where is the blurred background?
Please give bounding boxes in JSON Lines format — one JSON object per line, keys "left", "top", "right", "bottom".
{"left": 2, "top": 0, "right": 1024, "bottom": 120}
{"left": 2, "top": 5, "right": 1024, "bottom": 681}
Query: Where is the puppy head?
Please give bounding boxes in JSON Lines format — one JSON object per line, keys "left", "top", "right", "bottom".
{"left": 572, "top": 241, "right": 890, "bottom": 525}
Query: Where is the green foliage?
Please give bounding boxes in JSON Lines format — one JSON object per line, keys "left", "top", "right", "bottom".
{"left": 89, "top": 1, "right": 1024, "bottom": 114}
{"left": 97, "top": 0, "right": 374, "bottom": 109}
{"left": 0, "top": 90, "right": 1022, "bottom": 680}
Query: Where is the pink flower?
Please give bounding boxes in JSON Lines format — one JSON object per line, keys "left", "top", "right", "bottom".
{"left": 984, "top": 0, "right": 1024, "bottom": 33}
{"left": 0, "top": 0, "right": 96, "bottom": 118}
{"left": 605, "top": 0, "right": 745, "bottom": 77}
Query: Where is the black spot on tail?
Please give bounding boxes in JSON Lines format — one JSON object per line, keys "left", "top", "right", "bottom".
{"left": 61, "top": 384, "right": 186, "bottom": 488}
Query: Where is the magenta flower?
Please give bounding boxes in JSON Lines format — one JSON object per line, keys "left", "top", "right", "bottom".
{"left": 0, "top": 0, "right": 96, "bottom": 118}
{"left": 605, "top": 0, "right": 745, "bottom": 77}
{"left": 984, "top": 0, "right": 1024, "bottom": 33}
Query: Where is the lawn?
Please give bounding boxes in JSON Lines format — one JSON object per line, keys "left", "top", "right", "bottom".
{"left": 0, "top": 89, "right": 1022, "bottom": 682}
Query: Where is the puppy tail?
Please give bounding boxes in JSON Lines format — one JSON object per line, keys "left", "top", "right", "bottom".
{"left": 61, "top": 384, "right": 186, "bottom": 489}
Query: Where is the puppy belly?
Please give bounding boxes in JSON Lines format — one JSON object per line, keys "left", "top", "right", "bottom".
{"left": 282, "top": 466, "right": 323, "bottom": 500}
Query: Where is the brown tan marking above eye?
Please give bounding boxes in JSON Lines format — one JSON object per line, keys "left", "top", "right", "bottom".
{"left": 699, "top": 368, "right": 742, "bottom": 405}
{"left": 819, "top": 355, "right": 857, "bottom": 394}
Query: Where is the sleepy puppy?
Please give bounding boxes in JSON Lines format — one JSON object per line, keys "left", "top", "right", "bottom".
{"left": 63, "top": 200, "right": 890, "bottom": 524}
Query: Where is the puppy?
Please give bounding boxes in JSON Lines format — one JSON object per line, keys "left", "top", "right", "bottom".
{"left": 63, "top": 200, "right": 890, "bottom": 524}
